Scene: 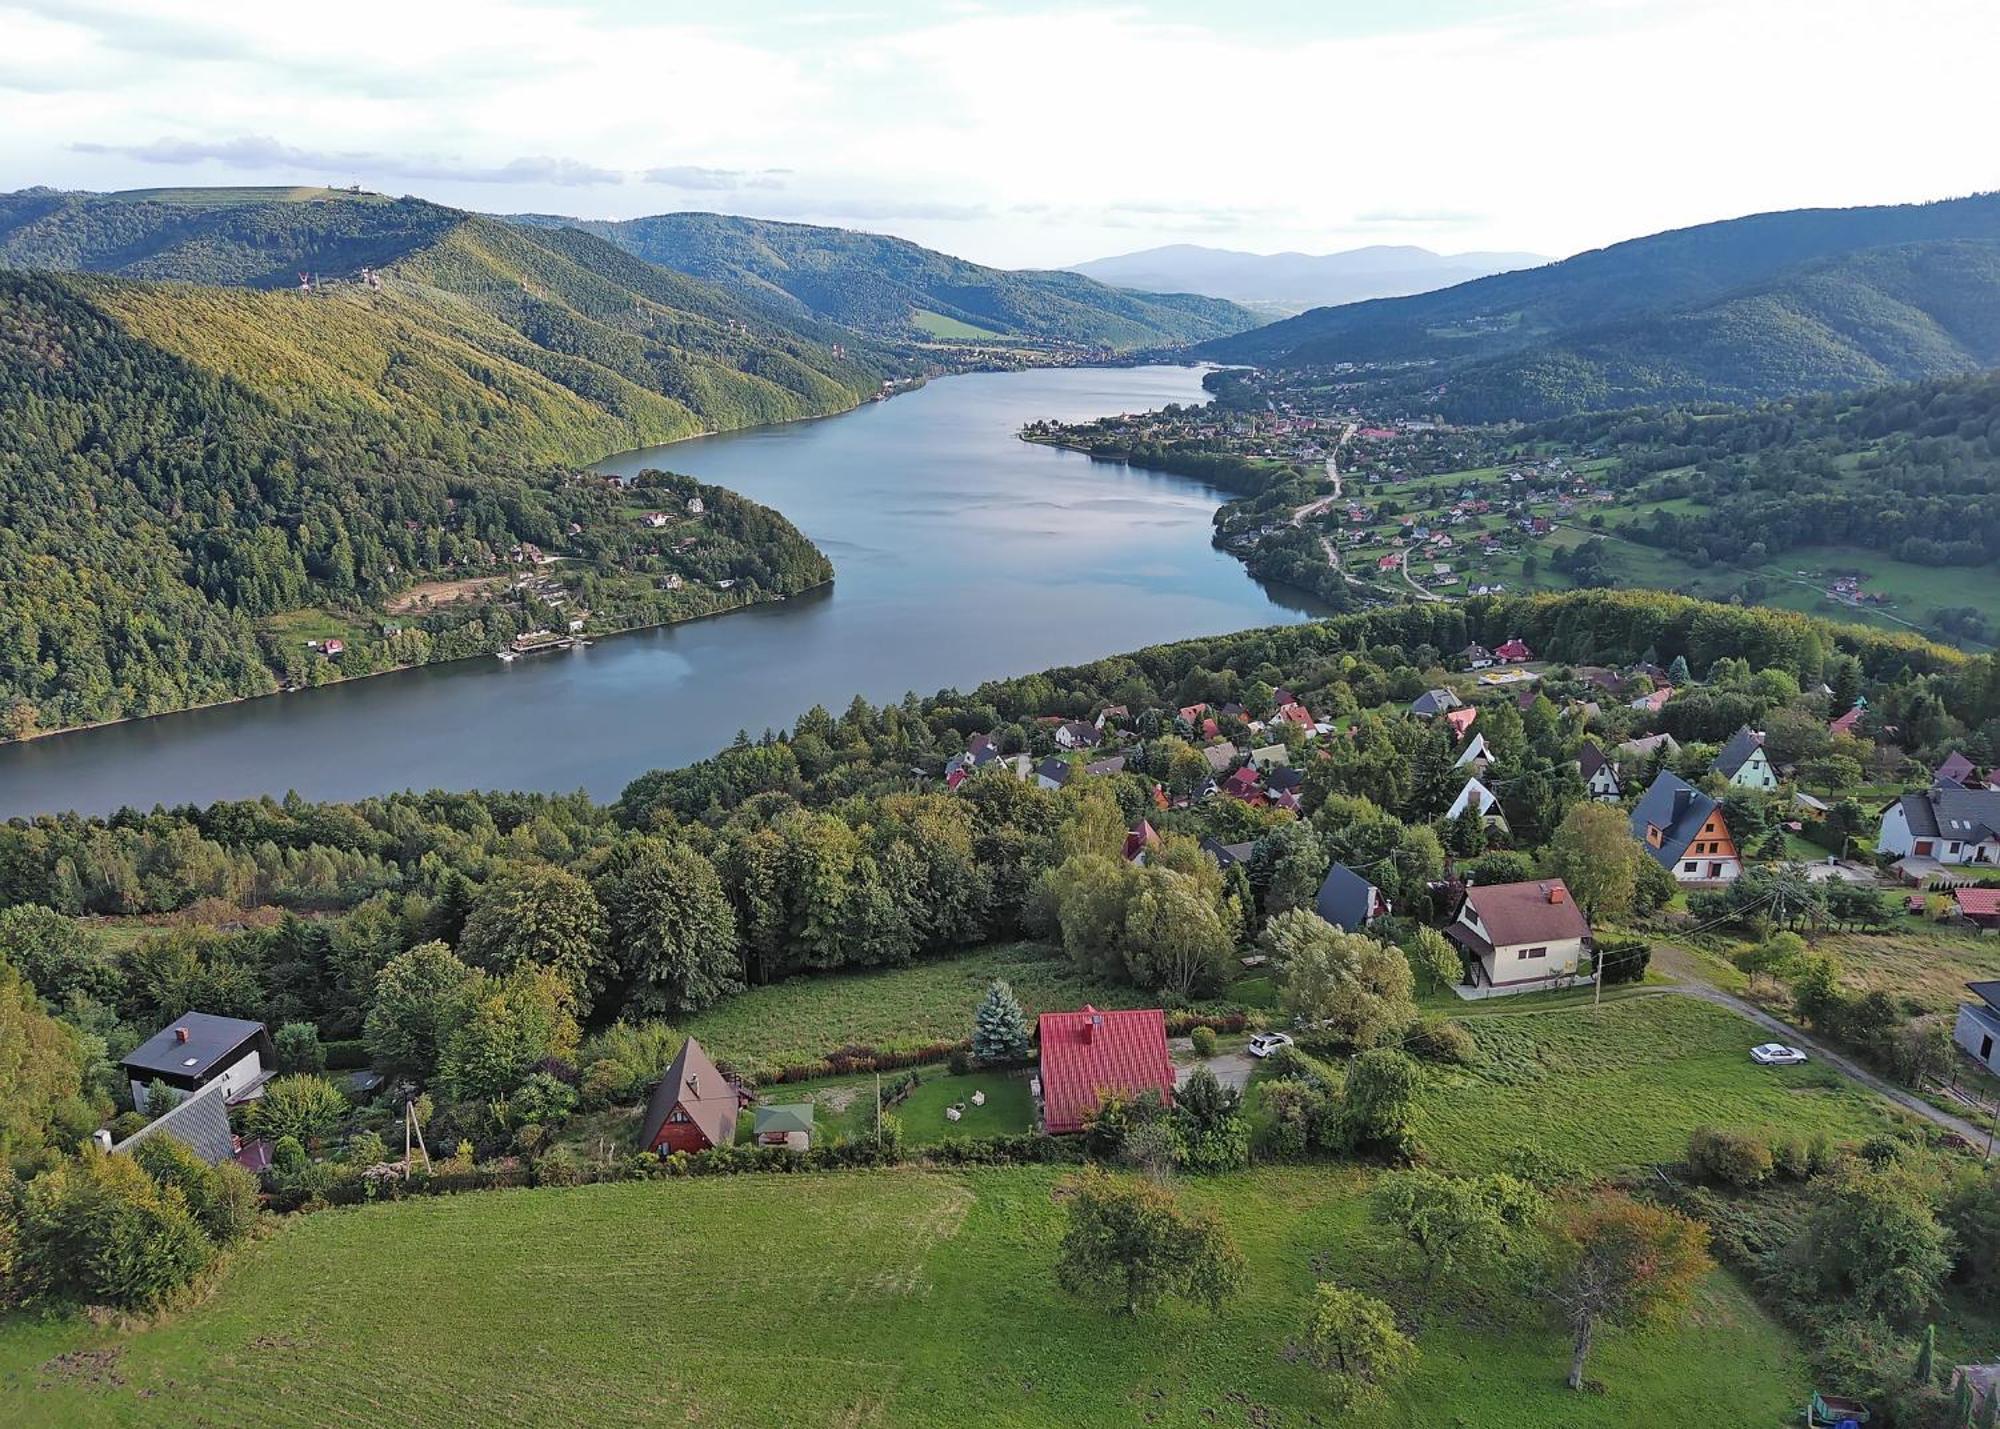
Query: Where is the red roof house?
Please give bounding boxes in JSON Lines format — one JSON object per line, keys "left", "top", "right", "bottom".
{"left": 1036, "top": 1006, "right": 1175, "bottom": 1135}
{"left": 1829, "top": 706, "right": 1863, "bottom": 736}
{"left": 1275, "top": 702, "right": 1314, "bottom": 728}
{"left": 1955, "top": 887, "right": 2000, "bottom": 931}
{"left": 1494, "top": 637, "right": 1533, "bottom": 663}
{"left": 1444, "top": 706, "right": 1478, "bottom": 737}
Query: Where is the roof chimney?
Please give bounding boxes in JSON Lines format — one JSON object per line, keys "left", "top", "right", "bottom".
{"left": 687, "top": 1072, "right": 699, "bottom": 1094}
{"left": 1548, "top": 885, "right": 1566, "bottom": 904}
{"left": 1670, "top": 787, "right": 1692, "bottom": 823}
{"left": 1082, "top": 1005, "right": 1101, "bottom": 1044}
{"left": 175, "top": 1027, "right": 190, "bottom": 1044}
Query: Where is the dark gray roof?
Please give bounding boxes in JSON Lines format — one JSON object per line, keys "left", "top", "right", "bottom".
{"left": 1315, "top": 863, "right": 1382, "bottom": 931}
{"left": 1200, "top": 837, "right": 1254, "bottom": 868}
{"left": 122, "top": 1012, "right": 269, "bottom": 1080}
{"left": 113, "top": 1082, "right": 236, "bottom": 1166}
{"left": 1410, "top": 688, "right": 1460, "bottom": 716}
{"left": 1575, "top": 740, "right": 1614, "bottom": 784}
{"left": 1083, "top": 755, "right": 1127, "bottom": 777}
{"left": 1630, "top": 771, "right": 1716, "bottom": 865}
{"left": 1712, "top": 726, "right": 1765, "bottom": 778}
{"left": 1969, "top": 980, "right": 2000, "bottom": 1012}
{"left": 1036, "top": 757, "right": 1072, "bottom": 786}
{"left": 1899, "top": 786, "right": 2000, "bottom": 844}
{"left": 1266, "top": 766, "right": 1305, "bottom": 794}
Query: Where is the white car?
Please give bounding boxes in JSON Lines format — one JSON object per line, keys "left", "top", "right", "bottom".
{"left": 1749, "top": 1043, "right": 1808, "bottom": 1066}
{"left": 1246, "top": 1032, "right": 1295, "bottom": 1059}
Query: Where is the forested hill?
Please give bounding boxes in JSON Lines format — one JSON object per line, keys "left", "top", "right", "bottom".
{"left": 1198, "top": 191, "right": 2000, "bottom": 418}
{"left": 514, "top": 210, "right": 1258, "bottom": 350}
{"left": 0, "top": 190, "right": 888, "bottom": 736}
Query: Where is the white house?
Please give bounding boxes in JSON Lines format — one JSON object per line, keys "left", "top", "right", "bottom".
{"left": 1878, "top": 786, "right": 2000, "bottom": 874}
{"left": 1446, "top": 776, "right": 1508, "bottom": 831}
{"left": 1249, "top": 744, "right": 1290, "bottom": 771}
{"left": 1453, "top": 732, "right": 1494, "bottom": 770}
{"left": 1712, "top": 726, "right": 1778, "bottom": 790}
{"left": 121, "top": 1013, "right": 273, "bottom": 1115}
{"left": 1576, "top": 742, "right": 1621, "bottom": 801}
{"left": 1955, "top": 982, "right": 2000, "bottom": 1076}
{"left": 1445, "top": 879, "right": 1593, "bottom": 995}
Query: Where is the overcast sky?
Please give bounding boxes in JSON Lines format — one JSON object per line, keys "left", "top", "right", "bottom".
{"left": 5, "top": 0, "right": 1997, "bottom": 269}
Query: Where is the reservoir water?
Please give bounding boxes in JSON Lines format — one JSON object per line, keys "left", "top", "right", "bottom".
{"left": 0, "top": 365, "right": 1326, "bottom": 816}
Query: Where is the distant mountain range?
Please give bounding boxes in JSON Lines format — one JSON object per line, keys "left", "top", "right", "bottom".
{"left": 1199, "top": 191, "right": 2000, "bottom": 419}
{"left": 508, "top": 211, "right": 1258, "bottom": 350}
{"left": 1067, "top": 243, "right": 1546, "bottom": 315}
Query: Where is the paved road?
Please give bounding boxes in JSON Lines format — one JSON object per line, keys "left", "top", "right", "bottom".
{"left": 1655, "top": 947, "right": 1992, "bottom": 1146}
{"left": 1400, "top": 546, "right": 1444, "bottom": 602}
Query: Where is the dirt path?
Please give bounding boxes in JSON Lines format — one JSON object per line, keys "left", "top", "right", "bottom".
{"left": 1653, "top": 944, "right": 1991, "bottom": 1146}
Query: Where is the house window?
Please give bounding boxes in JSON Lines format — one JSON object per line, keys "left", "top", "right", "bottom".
{"left": 1521, "top": 946, "right": 1548, "bottom": 960}
{"left": 1984, "top": 1035, "right": 1995, "bottom": 1062}
{"left": 668, "top": 1107, "right": 689, "bottom": 1123}
{"left": 1682, "top": 861, "right": 1698, "bottom": 873}
{"left": 1709, "top": 862, "right": 1725, "bottom": 878}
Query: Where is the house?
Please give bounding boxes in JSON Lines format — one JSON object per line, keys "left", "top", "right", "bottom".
{"left": 1249, "top": 744, "right": 1290, "bottom": 771}
{"left": 1629, "top": 686, "right": 1674, "bottom": 714}
{"left": 1616, "top": 732, "right": 1680, "bottom": 763}
{"left": 1454, "top": 732, "right": 1494, "bottom": 770}
{"left": 1494, "top": 637, "right": 1533, "bottom": 663}
{"left": 1410, "top": 688, "right": 1462, "bottom": 718}
{"left": 1083, "top": 755, "right": 1127, "bottom": 778}
{"left": 1036, "top": 757, "right": 1073, "bottom": 791}
{"left": 1878, "top": 785, "right": 2000, "bottom": 873}
{"left": 1793, "top": 790, "right": 1829, "bottom": 818}
{"left": 107, "top": 1082, "right": 257, "bottom": 1169}
{"left": 685, "top": 495, "right": 705, "bottom": 515}
{"left": 1955, "top": 983, "right": 2000, "bottom": 1080}
{"left": 1199, "top": 836, "right": 1254, "bottom": 869}
{"left": 1315, "top": 863, "right": 1388, "bottom": 932}
{"left": 320, "top": 638, "right": 345, "bottom": 659}
{"left": 122, "top": 1013, "right": 274, "bottom": 1115}
{"left": 1460, "top": 642, "right": 1495, "bottom": 669}
{"left": 1576, "top": 741, "right": 1621, "bottom": 801}
{"left": 1266, "top": 765, "right": 1305, "bottom": 796}
{"left": 640, "top": 1037, "right": 750, "bottom": 1156}
{"left": 1035, "top": 1006, "right": 1176, "bottom": 1135}
{"left": 1224, "top": 766, "right": 1265, "bottom": 801}
{"left": 1273, "top": 686, "right": 1298, "bottom": 708}
{"left": 1055, "top": 720, "right": 1102, "bottom": 751}
{"left": 1712, "top": 726, "right": 1778, "bottom": 790}
{"left": 1177, "top": 703, "right": 1210, "bottom": 726}
{"left": 1631, "top": 771, "right": 1741, "bottom": 884}
{"left": 1095, "top": 704, "right": 1130, "bottom": 730}
{"left": 1443, "top": 706, "right": 1478, "bottom": 738}
{"left": 1954, "top": 888, "right": 2000, "bottom": 933}
{"left": 1123, "top": 821, "right": 1162, "bottom": 862}
{"left": 1446, "top": 776, "right": 1508, "bottom": 831}
{"left": 1936, "top": 751, "right": 1987, "bottom": 788}
{"left": 1273, "top": 703, "right": 1314, "bottom": 731}
{"left": 642, "top": 511, "right": 671, "bottom": 527}
{"left": 1446, "top": 879, "right": 1592, "bottom": 994}
{"left": 1201, "top": 742, "right": 1239, "bottom": 776}
{"left": 752, "top": 1103, "right": 815, "bottom": 1152}
{"left": 1829, "top": 705, "right": 1864, "bottom": 737}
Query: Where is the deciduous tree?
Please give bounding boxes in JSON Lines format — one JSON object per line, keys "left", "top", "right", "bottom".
{"left": 1542, "top": 1194, "right": 1713, "bottom": 1390}
{"left": 1054, "top": 1168, "right": 1244, "bottom": 1316}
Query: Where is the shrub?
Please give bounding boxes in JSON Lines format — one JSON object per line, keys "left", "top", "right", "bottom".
{"left": 1255, "top": 1078, "right": 1341, "bottom": 1159}
{"left": 1502, "top": 1143, "right": 1583, "bottom": 1191}
{"left": 1335, "top": 1049, "right": 1421, "bottom": 1159}
{"left": 345, "top": 1130, "right": 389, "bottom": 1167}
{"left": 1189, "top": 1025, "right": 1220, "bottom": 1058}
{"left": 15, "top": 1152, "right": 215, "bottom": 1309}
{"left": 510, "top": 1071, "right": 579, "bottom": 1128}
{"left": 130, "top": 1135, "right": 260, "bottom": 1246}
{"left": 533, "top": 1145, "right": 584, "bottom": 1187}
{"left": 1686, "top": 1126, "right": 1775, "bottom": 1187}
{"left": 1406, "top": 1018, "right": 1476, "bottom": 1066}
{"left": 274, "top": 1021, "right": 326, "bottom": 1073}
{"left": 946, "top": 1046, "right": 974, "bottom": 1076}
{"left": 1594, "top": 935, "right": 1652, "bottom": 986}
{"left": 273, "top": 1136, "right": 307, "bottom": 1174}
{"left": 247, "top": 1075, "right": 349, "bottom": 1147}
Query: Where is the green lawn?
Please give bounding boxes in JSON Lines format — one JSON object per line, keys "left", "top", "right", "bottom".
{"left": 0, "top": 988, "right": 1914, "bottom": 1426}
{"left": 747, "top": 1066, "right": 1037, "bottom": 1146}
{"left": 909, "top": 308, "right": 1008, "bottom": 340}
{"left": 1412, "top": 994, "right": 1907, "bottom": 1172}
{"left": 681, "top": 943, "right": 1237, "bottom": 1078}
{"left": 0, "top": 1165, "right": 1825, "bottom": 1428}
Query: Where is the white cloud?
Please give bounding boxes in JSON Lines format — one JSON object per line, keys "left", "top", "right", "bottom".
{"left": 3, "top": 0, "right": 1998, "bottom": 266}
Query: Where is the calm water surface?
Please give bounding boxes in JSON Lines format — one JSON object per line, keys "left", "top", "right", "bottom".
{"left": 0, "top": 366, "right": 1327, "bottom": 816}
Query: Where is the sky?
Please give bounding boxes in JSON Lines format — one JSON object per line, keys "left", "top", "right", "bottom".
{"left": 4, "top": 0, "right": 1998, "bottom": 269}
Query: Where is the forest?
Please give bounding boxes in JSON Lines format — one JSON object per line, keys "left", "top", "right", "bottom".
{"left": 0, "top": 196, "right": 879, "bottom": 736}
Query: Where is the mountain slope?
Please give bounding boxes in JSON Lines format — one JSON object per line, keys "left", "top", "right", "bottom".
{"left": 1203, "top": 191, "right": 2000, "bottom": 370}
{"left": 1392, "top": 239, "right": 2000, "bottom": 420}
{"left": 521, "top": 211, "right": 1258, "bottom": 349}
{"left": 1068, "top": 242, "right": 1544, "bottom": 314}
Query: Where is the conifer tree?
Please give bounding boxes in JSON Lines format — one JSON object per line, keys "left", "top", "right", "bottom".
{"left": 971, "top": 979, "right": 1032, "bottom": 1065}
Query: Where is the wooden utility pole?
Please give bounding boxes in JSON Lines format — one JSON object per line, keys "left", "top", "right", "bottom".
{"left": 403, "top": 1099, "right": 433, "bottom": 1177}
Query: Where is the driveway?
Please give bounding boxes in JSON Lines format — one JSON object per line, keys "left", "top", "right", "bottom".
{"left": 1167, "top": 1037, "right": 1257, "bottom": 1093}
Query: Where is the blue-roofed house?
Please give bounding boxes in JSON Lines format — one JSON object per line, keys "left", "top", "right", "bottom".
{"left": 1630, "top": 771, "right": 1741, "bottom": 884}
{"left": 1315, "top": 863, "right": 1388, "bottom": 933}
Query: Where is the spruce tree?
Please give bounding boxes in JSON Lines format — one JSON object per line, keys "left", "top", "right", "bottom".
{"left": 971, "top": 979, "right": 1032, "bottom": 1066}
{"left": 1914, "top": 1322, "right": 1937, "bottom": 1385}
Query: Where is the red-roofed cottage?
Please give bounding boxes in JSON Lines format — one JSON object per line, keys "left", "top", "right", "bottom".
{"left": 1035, "top": 1006, "right": 1175, "bottom": 1134}
{"left": 1494, "top": 637, "right": 1533, "bottom": 663}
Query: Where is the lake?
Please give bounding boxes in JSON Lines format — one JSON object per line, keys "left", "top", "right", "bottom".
{"left": 0, "top": 365, "right": 1326, "bottom": 817}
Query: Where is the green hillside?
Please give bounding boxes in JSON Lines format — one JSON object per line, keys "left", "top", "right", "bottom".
{"left": 0, "top": 191, "right": 883, "bottom": 735}
{"left": 1199, "top": 191, "right": 2000, "bottom": 417}
{"left": 528, "top": 210, "right": 1258, "bottom": 350}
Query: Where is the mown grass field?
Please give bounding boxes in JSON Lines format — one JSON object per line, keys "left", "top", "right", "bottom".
{"left": 0, "top": 989, "right": 1912, "bottom": 1427}
{"left": 680, "top": 942, "right": 1237, "bottom": 1076}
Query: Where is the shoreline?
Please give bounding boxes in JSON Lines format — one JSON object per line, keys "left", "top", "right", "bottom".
{"left": 7, "top": 578, "right": 837, "bottom": 750}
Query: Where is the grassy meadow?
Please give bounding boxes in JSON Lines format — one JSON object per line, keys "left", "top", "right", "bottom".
{"left": 0, "top": 988, "right": 1916, "bottom": 1427}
